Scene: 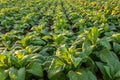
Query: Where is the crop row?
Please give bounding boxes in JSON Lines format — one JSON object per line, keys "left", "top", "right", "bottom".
{"left": 0, "top": 0, "right": 120, "bottom": 80}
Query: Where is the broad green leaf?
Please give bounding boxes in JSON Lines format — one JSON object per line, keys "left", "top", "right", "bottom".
{"left": 49, "top": 71, "right": 66, "bottom": 80}
{"left": 96, "top": 62, "right": 106, "bottom": 75}
{"left": 17, "top": 67, "right": 26, "bottom": 80}
{"left": 0, "top": 69, "right": 8, "bottom": 80}
{"left": 67, "top": 70, "right": 97, "bottom": 80}
{"left": 67, "top": 71, "right": 80, "bottom": 80}
{"left": 99, "top": 50, "right": 119, "bottom": 64}
{"left": 82, "top": 41, "right": 93, "bottom": 56}
{"left": 113, "top": 42, "right": 120, "bottom": 53}
{"left": 96, "top": 61, "right": 120, "bottom": 80}
{"left": 27, "top": 62, "right": 43, "bottom": 77}
{"left": 71, "top": 55, "right": 82, "bottom": 68}
{"left": 104, "top": 66, "right": 112, "bottom": 79}
{"left": 114, "top": 71, "right": 120, "bottom": 78}
{"left": 9, "top": 67, "right": 18, "bottom": 80}
{"left": 48, "top": 68, "right": 64, "bottom": 79}
{"left": 82, "top": 42, "right": 91, "bottom": 52}
{"left": 96, "top": 62, "right": 110, "bottom": 80}
{"left": 100, "top": 38, "right": 111, "bottom": 50}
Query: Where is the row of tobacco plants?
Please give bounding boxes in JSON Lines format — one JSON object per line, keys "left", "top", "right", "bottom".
{"left": 0, "top": 0, "right": 120, "bottom": 80}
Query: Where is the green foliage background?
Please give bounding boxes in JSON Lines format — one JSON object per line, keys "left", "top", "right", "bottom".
{"left": 0, "top": 0, "right": 120, "bottom": 80}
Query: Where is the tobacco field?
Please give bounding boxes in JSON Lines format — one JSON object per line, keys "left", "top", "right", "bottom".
{"left": 0, "top": 0, "right": 120, "bottom": 80}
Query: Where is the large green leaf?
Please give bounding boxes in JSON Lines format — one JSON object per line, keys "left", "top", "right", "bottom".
{"left": 17, "top": 67, "right": 26, "bottom": 80}
{"left": 27, "top": 62, "right": 43, "bottom": 77}
{"left": 113, "top": 42, "right": 120, "bottom": 53}
{"left": 99, "top": 50, "right": 119, "bottom": 64}
{"left": 96, "top": 62, "right": 106, "bottom": 76}
{"left": 9, "top": 67, "right": 26, "bottom": 80}
{"left": 9, "top": 67, "right": 18, "bottom": 80}
{"left": 48, "top": 69, "right": 66, "bottom": 80}
{"left": 114, "top": 71, "right": 120, "bottom": 78}
{"left": 104, "top": 66, "right": 112, "bottom": 79}
{"left": 67, "top": 71, "right": 80, "bottom": 80}
{"left": 71, "top": 55, "right": 82, "bottom": 68}
{"left": 96, "top": 61, "right": 120, "bottom": 80}
{"left": 100, "top": 38, "right": 111, "bottom": 50}
{"left": 67, "top": 70, "right": 97, "bottom": 80}
{"left": 96, "top": 62, "right": 110, "bottom": 80}
{"left": 82, "top": 41, "right": 93, "bottom": 56}
{"left": 0, "top": 69, "right": 8, "bottom": 80}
